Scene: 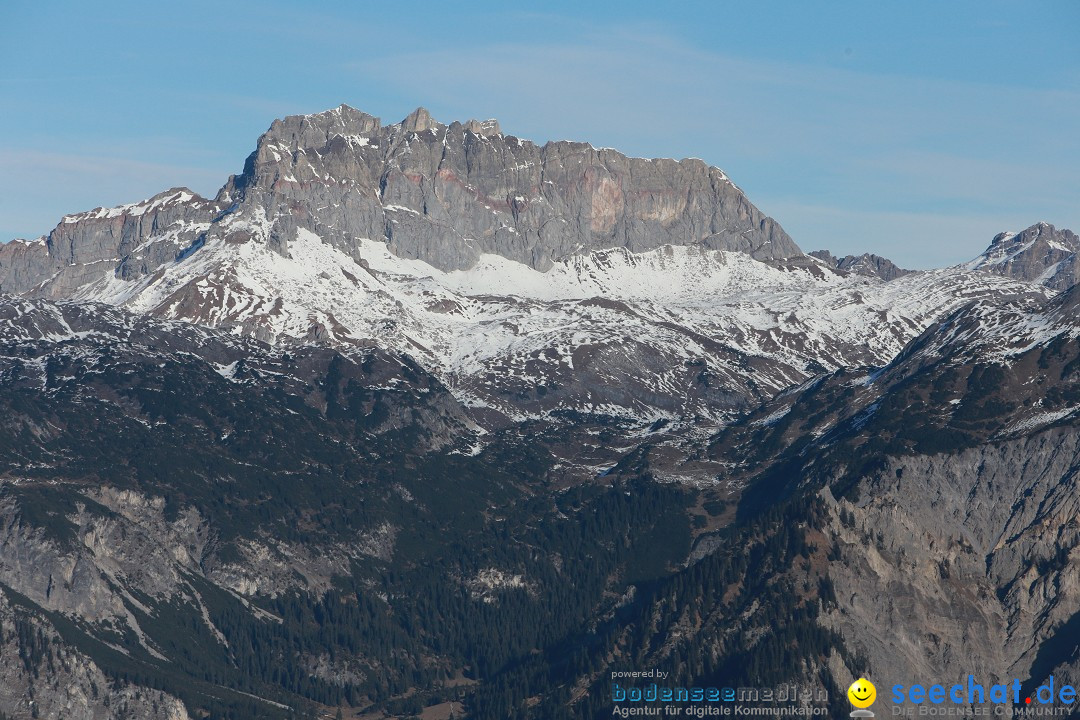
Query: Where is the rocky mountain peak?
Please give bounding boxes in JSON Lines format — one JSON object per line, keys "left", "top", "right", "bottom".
{"left": 1, "top": 101, "right": 804, "bottom": 313}
{"left": 400, "top": 106, "right": 436, "bottom": 133}
{"left": 808, "top": 250, "right": 910, "bottom": 281}
{"left": 967, "top": 221, "right": 1080, "bottom": 290}
{"left": 199, "top": 103, "right": 802, "bottom": 272}
{"left": 262, "top": 103, "right": 382, "bottom": 148}
{"left": 463, "top": 118, "right": 501, "bottom": 137}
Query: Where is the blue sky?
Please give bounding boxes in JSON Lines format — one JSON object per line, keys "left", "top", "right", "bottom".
{"left": 1, "top": 1, "right": 1077, "bottom": 268}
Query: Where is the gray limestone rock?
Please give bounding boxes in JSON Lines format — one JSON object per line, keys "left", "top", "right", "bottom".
{"left": 0, "top": 587, "right": 191, "bottom": 720}
{"left": 809, "top": 249, "right": 911, "bottom": 281}
{"left": 400, "top": 106, "right": 435, "bottom": 133}
{"left": 819, "top": 429, "right": 1080, "bottom": 711}
{"left": 1, "top": 104, "right": 802, "bottom": 300}
{"left": 0, "top": 188, "right": 220, "bottom": 297}
{"left": 463, "top": 118, "right": 501, "bottom": 137}
{"left": 226, "top": 105, "right": 801, "bottom": 271}
{"left": 968, "top": 222, "right": 1080, "bottom": 290}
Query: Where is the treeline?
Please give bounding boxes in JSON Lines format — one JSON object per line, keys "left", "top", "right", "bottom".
{"left": 471, "top": 496, "right": 860, "bottom": 719}
{"left": 4, "top": 474, "right": 693, "bottom": 719}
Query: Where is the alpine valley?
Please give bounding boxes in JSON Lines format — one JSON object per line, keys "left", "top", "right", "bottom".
{"left": 1, "top": 105, "right": 1079, "bottom": 719}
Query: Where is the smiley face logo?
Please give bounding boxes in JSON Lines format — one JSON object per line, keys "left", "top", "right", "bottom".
{"left": 847, "top": 678, "right": 876, "bottom": 708}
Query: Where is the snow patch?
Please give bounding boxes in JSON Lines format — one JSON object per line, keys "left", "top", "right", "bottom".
{"left": 1006, "top": 407, "right": 1079, "bottom": 435}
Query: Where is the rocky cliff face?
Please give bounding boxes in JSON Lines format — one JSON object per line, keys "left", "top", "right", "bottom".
{"left": 966, "top": 222, "right": 1080, "bottom": 290}
{"left": 820, "top": 431, "right": 1080, "bottom": 698}
{"left": 219, "top": 104, "right": 800, "bottom": 271}
{"left": 697, "top": 284, "right": 1080, "bottom": 711}
{"left": 0, "top": 591, "right": 190, "bottom": 720}
{"left": 0, "top": 104, "right": 798, "bottom": 302}
{"left": 0, "top": 189, "right": 221, "bottom": 297}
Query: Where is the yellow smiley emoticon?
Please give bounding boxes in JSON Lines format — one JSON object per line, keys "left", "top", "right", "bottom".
{"left": 848, "top": 678, "right": 876, "bottom": 709}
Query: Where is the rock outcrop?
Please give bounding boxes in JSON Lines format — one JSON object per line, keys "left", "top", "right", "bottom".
{"left": 0, "top": 104, "right": 799, "bottom": 300}
{"left": 966, "top": 222, "right": 1080, "bottom": 290}
{"left": 0, "top": 592, "right": 190, "bottom": 720}
{"left": 220, "top": 104, "right": 801, "bottom": 271}
{"left": 809, "top": 249, "right": 911, "bottom": 281}
{"left": 0, "top": 189, "right": 220, "bottom": 297}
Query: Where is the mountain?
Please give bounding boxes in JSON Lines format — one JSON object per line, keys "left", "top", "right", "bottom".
{"left": 0, "top": 103, "right": 797, "bottom": 297}
{"left": 698, "top": 282, "right": 1080, "bottom": 706}
{"left": 0, "top": 107, "right": 1053, "bottom": 436}
{"left": 965, "top": 221, "right": 1080, "bottom": 290}
{"left": 0, "top": 295, "right": 699, "bottom": 719}
{"left": 808, "top": 249, "right": 911, "bottom": 281}
{"left": 810, "top": 222, "right": 1080, "bottom": 288}
{"left": 3, "top": 103, "right": 1080, "bottom": 719}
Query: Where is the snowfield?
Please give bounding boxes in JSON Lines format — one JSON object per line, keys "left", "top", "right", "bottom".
{"left": 51, "top": 203, "right": 1054, "bottom": 425}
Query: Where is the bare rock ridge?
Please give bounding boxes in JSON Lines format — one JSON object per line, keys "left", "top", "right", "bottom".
{"left": 0, "top": 187, "right": 218, "bottom": 297}
{"left": 400, "top": 105, "right": 436, "bottom": 133}
{"left": 221, "top": 104, "right": 801, "bottom": 271}
{"left": 704, "top": 282, "right": 1080, "bottom": 702}
{"left": 0, "top": 103, "right": 800, "bottom": 296}
{"left": 966, "top": 221, "right": 1080, "bottom": 290}
{"left": 808, "top": 249, "right": 911, "bottom": 281}
{"left": 811, "top": 222, "right": 1079, "bottom": 288}
{"left": 462, "top": 118, "right": 501, "bottom": 137}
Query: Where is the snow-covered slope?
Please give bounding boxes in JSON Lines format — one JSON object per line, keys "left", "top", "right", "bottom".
{"left": 33, "top": 196, "right": 1049, "bottom": 426}
{"left": 0, "top": 105, "right": 1061, "bottom": 429}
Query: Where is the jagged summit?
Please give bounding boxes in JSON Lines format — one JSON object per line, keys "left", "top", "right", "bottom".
{"left": 462, "top": 117, "right": 501, "bottom": 137}
{"left": 60, "top": 187, "right": 206, "bottom": 224}
{"left": 965, "top": 221, "right": 1080, "bottom": 290}
{"left": 400, "top": 106, "right": 435, "bottom": 132}
{"left": 113, "top": 102, "right": 803, "bottom": 275}
{"left": 257, "top": 103, "right": 382, "bottom": 150}
{"left": 808, "top": 249, "right": 910, "bottom": 281}
{"left": 268, "top": 104, "right": 501, "bottom": 141}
